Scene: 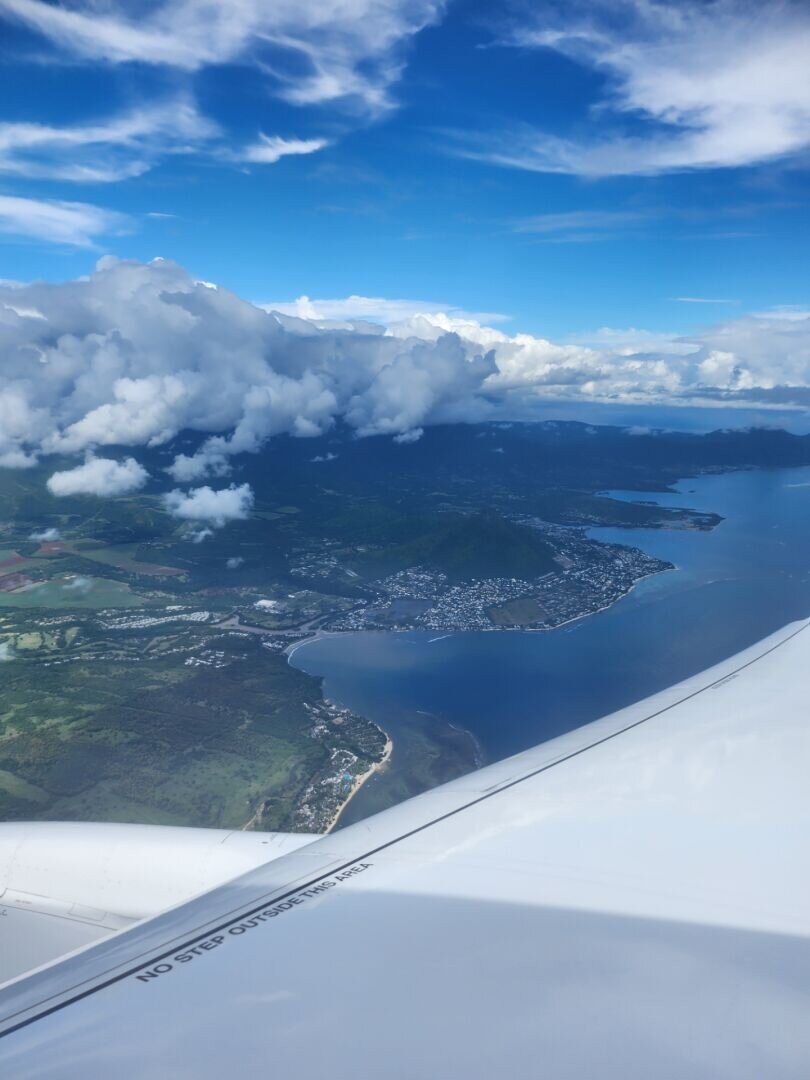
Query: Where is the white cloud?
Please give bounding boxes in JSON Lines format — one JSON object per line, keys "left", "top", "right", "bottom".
{"left": 514, "top": 210, "right": 652, "bottom": 241}
{"left": 0, "top": 98, "right": 331, "bottom": 186}
{"left": 0, "top": 1, "right": 441, "bottom": 196}
{"left": 674, "top": 297, "right": 740, "bottom": 305}
{"left": 3, "top": 303, "right": 45, "bottom": 320}
{"left": 29, "top": 527, "right": 60, "bottom": 541}
{"left": 263, "top": 295, "right": 509, "bottom": 327}
{"left": 466, "top": 0, "right": 810, "bottom": 176}
{"left": 63, "top": 574, "right": 92, "bottom": 592}
{"left": 393, "top": 428, "right": 423, "bottom": 444}
{"left": 47, "top": 455, "right": 149, "bottom": 497}
{"left": 240, "top": 135, "right": 329, "bottom": 165}
{"left": 0, "top": 99, "right": 216, "bottom": 182}
{"left": 565, "top": 327, "right": 700, "bottom": 357}
{"left": 226, "top": 556, "right": 244, "bottom": 569}
{"left": 2, "top": 258, "right": 810, "bottom": 476}
{"left": 752, "top": 306, "right": 810, "bottom": 322}
{"left": 311, "top": 452, "right": 338, "bottom": 462}
{"left": 166, "top": 449, "right": 231, "bottom": 483}
{"left": 0, "top": 259, "right": 499, "bottom": 469}
{"left": 0, "top": 194, "right": 127, "bottom": 246}
{"left": 0, "top": 641, "right": 13, "bottom": 662}
{"left": 164, "top": 483, "right": 254, "bottom": 527}
{"left": 0, "top": 0, "right": 443, "bottom": 115}
{"left": 187, "top": 526, "right": 213, "bottom": 544}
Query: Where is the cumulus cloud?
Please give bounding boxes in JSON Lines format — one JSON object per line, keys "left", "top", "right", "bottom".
{"left": 47, "top": 455, "right": 149, "bottom": 497}
{"left": 166, "top": 449, "right": 231, "bottom": 483}
{"left": 1, "top": 257, "right": 810, "bottom": 478}
{"left": 0, "top": 641, "right": 13, "bottom": 662}
{"left": 0, "top": 258, "right": 497, "bottom": 472}
{"left": 164, "top": 483, "right": 254, "bottom": 527}
{"left": 462, "top": 0, "right": 810, "bottom": 176}
{"left": 226, "top": 556, "right": 244, "bottom": 569}
{"left": 29, "top": 527, "right": 60, "bottom": 541}
{"left": 186, "top": 526, "right": 214, "bottom": 544}
{"left": 393, "top": 428, "right": 423, "bottom": 444}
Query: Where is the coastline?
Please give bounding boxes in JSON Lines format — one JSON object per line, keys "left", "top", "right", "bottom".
{"left": 523, "top": 563, "right": 677, "bottom": 633}
{"left": 284, "top": 628, "right": 347, "bottom": 660}
{"left": 324, "top": 734, "right": 393, "bottom": 834}
{"left": 284, "top": 564, "right": 676, "bottom": 654}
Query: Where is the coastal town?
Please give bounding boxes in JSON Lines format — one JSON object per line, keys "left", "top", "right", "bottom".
{"left": 323, "top": 524, "right": 672, "bottom": 633}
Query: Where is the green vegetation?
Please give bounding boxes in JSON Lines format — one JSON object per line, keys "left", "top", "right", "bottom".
{"left": 489, "top": 597, "right": 548, "bottom": 626}
{"left": 60, "top": 540, "right": 186, "bottom": 577}
{"left": 0, "top": 625, "right": 381, "bottom": 830}
{"left": 379, "top": 512, "right": 558, "bottom": 581}
{"left": 0, "top": 576, "right": 142, "bottom": 609}
{"left": 321, "top": 506, "right": 557, "bottom": 582}
{"left": 3, "top": 419, "right": 794, "bottom": 832}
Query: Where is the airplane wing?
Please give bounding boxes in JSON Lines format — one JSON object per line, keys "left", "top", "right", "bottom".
{"left": 1, "top": 619, "right": 810, "bottom": 1077}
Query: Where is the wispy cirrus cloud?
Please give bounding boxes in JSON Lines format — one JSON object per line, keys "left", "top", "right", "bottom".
{"left": 0, "top": 1, "right": 440, "bottom": 210}
{"left": 673, "top": 297, "right": 740, "bottom": 305}
{"left": 0, "top": 194, "right": 128, "bottom": 246}
{"left": 0, "top": 99, "right": 218, "bottom": 183}
{"left": 0, "top": 0, "right": 444, "bottom": 116}
{"left": 460, "top": 0, "right": 810, "bottom": 177}
{"left": 0, "top": 98, "right": 330, "bottom": 186}
{"left": 514, "top": 209, "right": 653, "bottom": 242}
{"left": 238, "top": 135, "right": 330, "bottom": 166}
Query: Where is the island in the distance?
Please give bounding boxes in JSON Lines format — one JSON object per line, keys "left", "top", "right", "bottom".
{"left": 1, "top": 420, "right": 807, "bottom": 833}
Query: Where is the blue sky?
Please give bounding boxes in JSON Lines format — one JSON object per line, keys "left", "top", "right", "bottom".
{"left": 0, "top": 0, "right": 810, "bottom": 471}
{"left": 0, "top": 0, "right": 808, "bottom": 340}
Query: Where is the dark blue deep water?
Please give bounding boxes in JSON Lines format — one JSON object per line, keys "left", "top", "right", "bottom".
{"left": 290, "top": 467, "right": 810, "bottom": 822}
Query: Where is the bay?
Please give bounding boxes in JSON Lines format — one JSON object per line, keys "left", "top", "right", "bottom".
{"left": 290, "top": 466, "right": 810, "bottom": 825}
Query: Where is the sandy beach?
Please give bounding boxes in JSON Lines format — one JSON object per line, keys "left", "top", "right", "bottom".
{"left": 325, "top": 735, "right": 393, "bottom": 833}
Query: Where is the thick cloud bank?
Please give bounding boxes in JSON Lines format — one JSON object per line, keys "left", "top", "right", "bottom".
{"left": 46, "top": 454, "right": 148, "bottom": 497}
{"left": 1, "top": 258, "right": 810, "bottom": 482}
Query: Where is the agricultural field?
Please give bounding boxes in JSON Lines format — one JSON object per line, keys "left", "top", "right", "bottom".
{"left": 0, "top": 575, "right": 142, "bottom": 609}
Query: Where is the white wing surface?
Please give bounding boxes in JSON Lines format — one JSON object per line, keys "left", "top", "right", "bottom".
{"left": 1, "top": 620, "right": 810, "bottom": 1077}
{"left": 0, "top": 824, "right": 317, "bottom": 984}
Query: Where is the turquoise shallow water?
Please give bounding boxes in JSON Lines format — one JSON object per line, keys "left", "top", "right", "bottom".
{"left": 291, "top": 466, "right": 810, "bottom": 822}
